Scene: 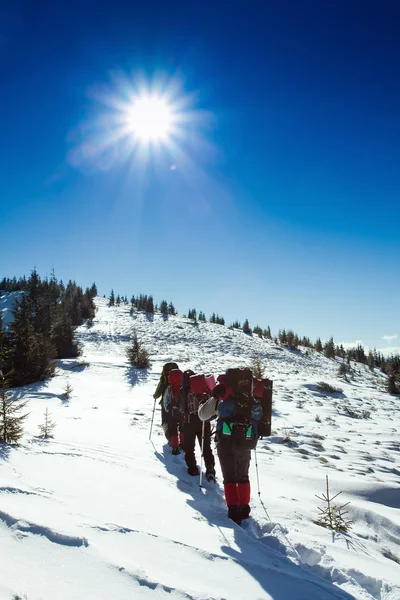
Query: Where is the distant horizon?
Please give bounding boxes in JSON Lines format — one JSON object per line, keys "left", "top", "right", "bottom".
{"left": 1, "top": 1, "right": 398, "bottom": 358}
{"left": 1, "top": 270, "right": 398, "bottom": 358}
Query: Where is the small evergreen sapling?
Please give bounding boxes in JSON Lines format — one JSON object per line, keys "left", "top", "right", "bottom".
{"left": 64, "top": 380, "right": 73, "bottom": 399}
{"left": 0, "top": 370, "right": 29, "bottom": 444}
{"left": 315, "top": 475, "right": 353, "bottom": 532}
{"left": 38, "top": 407, "right": 55, "bottom": 439}
{"left": 251, "top": 354, "right": 265, "bottom": 379}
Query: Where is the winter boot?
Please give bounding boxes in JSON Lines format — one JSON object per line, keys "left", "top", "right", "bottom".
{"left": 205, "top": 467, "right": 216, "bottom": 482}
{"left": 228, "top": 505, "right": 242, "bottom": 525}
{"left": 187, "top": 465, "right": 199, "bottom": 476}
{"left": 238, "top": 482, "right": 251, "bottom": 520}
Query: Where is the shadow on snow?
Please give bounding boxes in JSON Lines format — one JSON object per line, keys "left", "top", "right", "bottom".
{"left": 155, "top": 442, "right": 356, "bottom": 600}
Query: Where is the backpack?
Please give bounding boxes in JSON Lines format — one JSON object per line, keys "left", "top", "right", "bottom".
{"left": 164, "top": 369, "right": 184, "bottom": 413}
{"left": 226, "top": 367, "right": 253, "bottom": 422}
{"left": 253, "top": 377, "right": 273, "bottom": 437}
{"left": 155, "top": 362, "right": 179, "bottom": 403}
{"left": 187, "top": 373, "right": 207, "bottom": 414}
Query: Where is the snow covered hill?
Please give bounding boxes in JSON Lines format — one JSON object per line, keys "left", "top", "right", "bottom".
{"left": 1, "top": 297, "right": 399, "bottom": 600}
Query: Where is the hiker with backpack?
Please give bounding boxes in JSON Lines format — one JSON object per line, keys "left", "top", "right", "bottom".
{"left": 181, "top": 370, "right": 216, "bottom": 481}
{"left": 153, "top": 362, "right": 184, "bottom": 454}
{"left": 198, "top": 368, "right": 271, "bottom": 525}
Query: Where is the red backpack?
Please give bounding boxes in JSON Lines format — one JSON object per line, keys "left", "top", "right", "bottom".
{"left": 187, "top": 374, "right": 208, "bottom": 414}
{"left": 164, "top": 369, "right": 184, "bottom": 413}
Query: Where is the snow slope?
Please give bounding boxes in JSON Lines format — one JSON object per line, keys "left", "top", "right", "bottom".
{"left": 1, "top": 297, "right": 399, "bottom": 600}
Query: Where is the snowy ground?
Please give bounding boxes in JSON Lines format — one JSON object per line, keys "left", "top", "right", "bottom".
{"left": 1, "top": 297, "right": 399, "bottom": 600}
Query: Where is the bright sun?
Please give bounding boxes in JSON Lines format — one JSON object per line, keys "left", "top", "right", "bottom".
{"left": 125, "top": 94, "right": 175, "bottom": 143}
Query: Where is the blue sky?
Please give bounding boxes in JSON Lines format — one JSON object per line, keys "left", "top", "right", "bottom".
{"left": 1, "top": 0, "right": 399, "bottom": 352}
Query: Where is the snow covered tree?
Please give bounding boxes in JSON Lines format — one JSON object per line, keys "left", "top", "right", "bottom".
{"left": 0, "top": 371, "right": 28, "bottom": 444}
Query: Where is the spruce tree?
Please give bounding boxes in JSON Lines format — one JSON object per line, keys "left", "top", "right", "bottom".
{"left": 108, "top": 290, "right": 115, "bottom": 307}
{"left": 160, "top": 300, "right": 168, "bottom": 314}
{"left": 243, "top": 319, "right": 251, "bottom": 335}
{"left": 38, "top": 407, "right": 56, "bottom": 439}
{"left": 315, "top": 338, "right": 323, "bottom": 352}
{"left": 7, "top": 295, "right": 55, "bottom": 386}
{"left": 51, "top": 305, "right": 79, "bottom": 358}
{"left": 367, "top": 352, "right": 375, "bottom": 371}
{"left": 0, "top": 370, "right": 28, "bottom": 443}
{"left": 325, "top": 337, "right": 335, "bottom": 359}
{"left": 145, "top": 296, "right": 154, "bottom": 313}
{"left": 127, "top": 329, "right": 151, "bottom": 368}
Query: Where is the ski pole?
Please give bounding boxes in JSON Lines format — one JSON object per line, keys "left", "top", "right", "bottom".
{"left": 199, "top": 421, "right": 205, "bottom": 487}
{"left": 149, "top": 397, "right": 156, "bottom": 440}
{"left": 254, "top": 446, "right": 271, "bottom": 521}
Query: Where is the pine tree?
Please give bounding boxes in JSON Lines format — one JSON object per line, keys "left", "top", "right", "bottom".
{"left": 251, "top": 355, "right": 265, "bottom": 379}
{"left": 159, "top": 300, "right": 168, "bottom": 314}
{"left": 89, "top": 283, "right": 98, "bottom": 297}
{"left": 315, "top": 337, "right": 323, "bottom": 352}
{"left": 168, "top": 302, "right": 176, "bottom": 315}
{"left": 325, "top": 337, "right": 335, "bottom": 359}
{"left": 51, "top": 305, "right": 79, "bottom": 358}
{"left": 0, "top": 370, "right": 28, "bottom": 443}
{"left": 7, "top": 295, "right": 55, "bottom": 386}
{"left": 278, "top": 329, "right": 287, "bottom": 344}
{"left": 145, "top": 296, "right": 154, "bottom": 313}
{"left": 38, "top": 407, "right": 56, "bottom": 439}
{"left": 387, "top": 374, "right": 399, "bottom": 394}
{"left": 127, "top": 329, "right": 151, "bottom": 368}
{"left": 286, "top": 330, "right": 295, "bottom": 348}
{"left": 243, "top": 319, "right": 251, "bottom": 335}
{"left": 265, "top": 326, "right": 272, "bottom": 339}
{"left": 116, "top": 294, "right": 121, "bottom": 306}
{"left": 108, "top": 290, "right": 115, "bottom": 307}
{"left": 367, "top": 352, "right": 375, "bottom": 371}
{"left": 337, "top": 362, "right": 348, "bottom": 381}
{"left": 0, "top": 312, "right": 6, "bottom": 372}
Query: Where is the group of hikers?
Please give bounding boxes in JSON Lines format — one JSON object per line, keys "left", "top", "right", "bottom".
{"left": 153, "top": 363, "right": 273, "bottom": 525}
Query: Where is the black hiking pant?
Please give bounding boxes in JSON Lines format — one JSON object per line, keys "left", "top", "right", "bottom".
{"left": 161, "top": 405, "right": 182, "bottom": 442}
{"left": 216, "top": 437, "right": 252, "bottom": 484}
{"left": 183, "top": 414, "right": 215, "bottom": 472}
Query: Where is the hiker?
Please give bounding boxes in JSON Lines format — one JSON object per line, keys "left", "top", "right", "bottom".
{"left": 153, "top": 362, "right": 184, "bottom": 454}
{"left": 181, "top": 370, "right": 216, "bottom": 481}
{"left": 198, "top": 368, "right": 264, "bottom": 525}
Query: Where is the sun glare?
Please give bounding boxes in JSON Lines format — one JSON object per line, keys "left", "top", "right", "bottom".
{"left": 68, "top": 72, "right": 213, "bottom": 174}
{"left": 125, "top": 95, "right": 175, "bottom": 142}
